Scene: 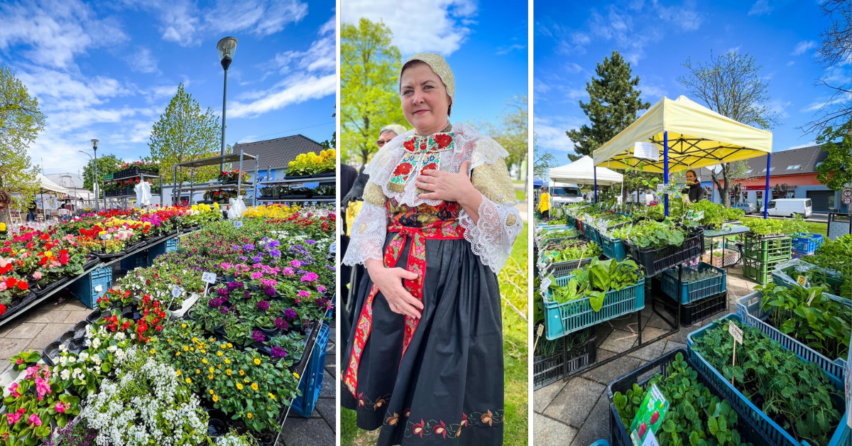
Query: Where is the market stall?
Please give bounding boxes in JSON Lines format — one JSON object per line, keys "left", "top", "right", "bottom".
{"left": 548, "top": 155, "right": 623, "bottom": 203}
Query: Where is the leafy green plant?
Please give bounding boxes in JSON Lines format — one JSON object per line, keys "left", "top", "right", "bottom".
{"left": 692, "top": 319, "right": 844, "bottom": 446}
{"left": 741, "top": 218, "right": 785, "bottom": 237}
{"left": 543, "top": 240, "right": 602, "bottom": 263}
{"left": 806, "top": 235, "right": 852, "bottom": 297}
{"left": 756, "top": 283, "right": 851, "bottom": 360}
{"left": 628, "top": 219, "right": 686, "bottom": 250}
{"left": 681, "top": 267, "right": 722, "bottom": 283}
{"left": 613, "top": 352, "right": 752, "bottom": 446}
{"left": 548, "top": 258, "right": 643, "bottom": 311}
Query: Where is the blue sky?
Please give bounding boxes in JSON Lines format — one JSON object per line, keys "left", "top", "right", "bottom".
{"left": 535, "top": 0, "right": 848, "bottom": 166}
{"left": 341, "top": 0, "right": 528, "bottom": 134}
{"left": 0, "top": 0, "right": 336, "bottom": 176}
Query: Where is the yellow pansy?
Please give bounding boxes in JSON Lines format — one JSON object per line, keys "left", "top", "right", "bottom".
{"left": 251, "top": 383, "right": 258, "bottom": 391}
{"left": 185, "top": 378, "right": 191, "bottom": 384}
{"left": 239, "top": 370, "right": 245, "bottom": 376}
{"left": 213, "top": 395, "right": 219, "bottom": 402}
{"left": 268, "top": 393, "right": 276, "bottom": 400}
{"left": 236, "top": 383, "right": 244, "bottom": 390}
{"left": 253, "top": 358, "right": 261, "bottom": 366}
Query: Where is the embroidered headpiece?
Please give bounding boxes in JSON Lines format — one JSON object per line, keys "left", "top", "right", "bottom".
{"left": 400, "top": 53, "right": 455, "bottom": 99}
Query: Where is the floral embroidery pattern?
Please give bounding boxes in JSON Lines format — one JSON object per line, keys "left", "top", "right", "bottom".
{"left": 343, "top": 211, "right": 466, "bottom": 397}
{"left": 383, "top": 409, "right": 504, "bottom": 440}
{"left": 388, "top": 133, "right": 455, "bottom": 193}
{"left": 355, "top": 392, "right": 392, "bottom": 411}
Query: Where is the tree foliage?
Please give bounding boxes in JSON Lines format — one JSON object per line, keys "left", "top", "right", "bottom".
{"left": 679, "top": 51, "right": 779, "bottom": 207}
{"left": 320, "top": 105, "right": 337, "bottom": 150}
{"left": 493, "top": 96, "right": 528, "bottom": 180}
{"left": 533, "top": 134, "right": 556, "bottom": 180}
{"left": 82, "top": 154, "right": 123, "bottom": 195}
{"left": 804, "top": 0, "right": 851, "bottom": 134}
{"left": 341, "top": 18, "right": 406, "bottom": 165}
{"left": 0, "top": 66, "right": 43, "bottom": 217}
{"left": 815, "top": 120, "right": 851, "bottom": 196}
{"left": 148, "top": 83, "right": 222, "bottom": 183}
{"left": 566, "top": 51, "right": 650, "bottom": 157}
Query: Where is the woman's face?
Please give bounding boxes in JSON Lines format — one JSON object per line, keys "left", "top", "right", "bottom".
{"left": 400, "top": 63, "right": 451, "bottom": 134}
{"left": 686, "top": 171, "right": 697, "bottom": 183}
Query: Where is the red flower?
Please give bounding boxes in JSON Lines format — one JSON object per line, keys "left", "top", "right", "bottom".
{"left": 392, "top": 163, "right": 413, "bottom": 177}
{"left": 5, "top": 277, "right": 17, "bottom": 288}
{"left": 422, "top": 163, "right": 438, "bottom": 172}
{"left": 403, "top": 139, "right": 416, "bottom": 152}
{"left": 0, "top": 304, "right": 5, "bottom": 316}
{"left": 16, "top": 281, "right": 28, "bottom": 291}
{"left": 433, "top": 133, "right": 452, "bottom": 149}
{"left": 460, "top": 413, "right": 468, "bottom": 427}
{"left": 413, "top": 420, "right": 425, "bottom": 438}
{"left": 403, "top": 408, "right": 411, "bottom": 417}
{"left": 433, "top": 421, "right": 447, "bottom": 439}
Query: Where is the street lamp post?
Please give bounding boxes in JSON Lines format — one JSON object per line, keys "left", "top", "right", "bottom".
{"left": 216, "top": 36, "right": 237, "bottom": 174}
{"left": 91, "top": 139, "right": 99, "bottom": 211}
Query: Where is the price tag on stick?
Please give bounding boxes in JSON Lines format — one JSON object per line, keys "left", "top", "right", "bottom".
{"left": 202, "top": 272, "right": 217, "bottom": 284}
{"left": 233, "top": 220, "right": 243, "bottom": 228}
{"left": 728, "top": 320, "right": 743, "bottom": 385}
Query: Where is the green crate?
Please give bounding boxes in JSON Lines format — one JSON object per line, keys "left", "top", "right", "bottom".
{"left": 743, "top": 256, "right": 787, "bottom": 285}
{"left": 743, "top": 236, "right": 792, "bottom": 262}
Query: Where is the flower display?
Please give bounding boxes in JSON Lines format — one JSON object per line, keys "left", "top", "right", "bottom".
{"left": 286, "top": 149, "right": 335, "bottom": 177}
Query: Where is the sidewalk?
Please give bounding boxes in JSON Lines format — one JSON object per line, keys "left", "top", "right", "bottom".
{"left": 534, "top": 266, "right": 756, "bottom": 445}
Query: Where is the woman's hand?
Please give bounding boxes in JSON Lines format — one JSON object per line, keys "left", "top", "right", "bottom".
{"left": 416, "top": 160, "right": 477, "bottom": 205}
{"left": 365, "top": 258, "right": 423, "bottom": 319}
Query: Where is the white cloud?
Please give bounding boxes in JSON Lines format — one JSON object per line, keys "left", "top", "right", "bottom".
{"left": 534, "top": 115, "right": 586, "bottom": 153}
{"left": 342, "top": 0, "right": 477, "bottom": 55}
{"left": 748, "top": 0, "right": 772, "bottom": 16}
{"left": 787, "top": 60, "right": 795, "bottom": 66}
{"left": 496, "top": 44, "right": 525, "bottom": 55}
{"left": 565, "top": 62, "right": 585, "bottom": 74}
{"left": 125, "top": 47, "right": 159, "bottom": 73}
{"left": 0, "top": 0, "right": 127, "bottom": 69}
{"left": 654, "top": 0, "right": 703, "bottom": 31}
{"left": 641, "top": 83, "right": 668, "bottom": 99}
{"left": 269, "top": 16, "right": 335, "bottom": 75}
{"left": 801, "top": 93, "right": 851, "bottom": 112}
{"left": 229, "top": 74, "right": 336, "bottom": 118}
{"left": 765, "top": 99, "right": 791, "bottom": 119}
{"left": 124, "top": 0, "right": 307, "bottom": 47}
{"left": 727, "top": 46, "right": 741, "bottom": 54}
{"left": 791, "top": 40, "right": 816, "bottom": 56}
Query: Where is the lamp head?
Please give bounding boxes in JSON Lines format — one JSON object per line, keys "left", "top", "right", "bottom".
{"left": 217, "top": 36, "right": 237, "bottom": 70}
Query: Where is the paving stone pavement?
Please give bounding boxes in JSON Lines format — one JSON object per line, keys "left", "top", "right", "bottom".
{"left": 534, "top": 266, "right": 757, "bottom": 445}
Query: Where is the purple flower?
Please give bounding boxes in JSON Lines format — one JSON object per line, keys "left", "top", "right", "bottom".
{"left": 220, "top": 306, "right": 229, "bottom": 314}
{"left": 257, "top": 300, "right": 270, "bottom": 312}
{"left": 267, "top": 240, "right": 280, "bottom": 249}
{"left": 283, "top": 308, "right": 298, "bottom": 320}
{"left": 238, "top": 256, "right": 248, "bottom": 261}
{"left": 216, "top": 288, "right": 228, "bottom": 297}
{"left": 268, "top": 249, "right": 281, "bottom": 258}
{"left": 231, "top": 244, "right": 240, "bottom": 251}
{"left": 252, "top": 256, "right": 262, "bottom": 263}
{"left": 263, "top": 286, "right": 276, "bottom": 298}
{"left": 252, "top": 330, "right": 266, "bottom": 343}
{"left": 243, "top": 244, "right": 255, "bottom": 251}
{"left": 306, "top": 240, "right": 315, "bottom": 245}
{"left": 274, "top": 317, "right": 288, "bottom": 330}
{"left": 208, "top": 298, "right": 222, "bottom": 308}
{"left": 244, "top": 290, "right": 251, "bottom": 299}
{"left": 271, "top": 346, "right": 287, "bottom": 359}
{"left": 226, "top": 282, "right": 237, "bottom": 292}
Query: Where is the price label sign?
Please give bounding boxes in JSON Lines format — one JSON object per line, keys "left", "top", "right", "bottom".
{"left": 233, "top": 220, "right": 244, "bottom": 229}
{"left": 634, "top": 142, "right": 660, "bottom": 161}
{"left": 202, "top": 272, "right": 217, "bottom": 284}
{"left": 329, "top": 242, "right": 337, "bottom": 254}
{"left": 797, "top": 275, "right": 809, "bottom": 287}
{"left": 728, "top": 320, "right": 743, "bottom": 345}
{"left": 629, "top": 383, "right": 668, "bottom": 445}
{"left": 540, "top": 277, "right": 552, "bottom": 294}
{"left": 656, "top": 184, "right": 665, "bottom": 194}
{"left": 171, "top": 285, "right": 184, "bottom": 298}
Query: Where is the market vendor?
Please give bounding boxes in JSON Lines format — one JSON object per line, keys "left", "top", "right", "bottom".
{"left": 539, "top": 188, "right": 550, "bottom": 218}
{"left": 682, "top": 169, "right": 706, "bottom": 202}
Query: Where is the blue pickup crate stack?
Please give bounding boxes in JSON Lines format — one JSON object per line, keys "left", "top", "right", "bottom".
{"left": 290, "top": 323, "right": 330, "bottom": 417}
{"left": 69, "top": 266, "right": 113, "bottom": 309}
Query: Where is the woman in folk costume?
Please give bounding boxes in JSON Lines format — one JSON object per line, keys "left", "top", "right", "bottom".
{"left": 341, "top": 53, "right": 522, "bottom": 445}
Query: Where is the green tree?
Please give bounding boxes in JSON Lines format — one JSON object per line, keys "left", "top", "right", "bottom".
{"left": 82, "top": 154, "right": 123, "bottom": 195}
{"left": 815, "top": 120, "right": 851, "bottom": 213}
{"left": 321, "top": 105, "right": 337, "bottom": 150}
{"left": 494, "top": 96, "right": 528, "bottom": 181}
{"left": 533, "top": 134, "right": 556, "bottom": 179}
{"left": 566, "top": 51, "right": 650, "bottom": 158}
{"left": 341, "top": 18, "right": 406, "bottom": 165}
{"left": 149, "top": 83, "right": 222, "bottom": 183}
{"left": 0, "top": 66, "right": 44, "bottom": 222}
{"left": 679, "top": 51, "right": 780, "bottom": 208}
{"left": 566, "top": 153, "right": 582, "bottom": 162}
{"left": 804, "top": 0, "right": 850, "bottom": 134}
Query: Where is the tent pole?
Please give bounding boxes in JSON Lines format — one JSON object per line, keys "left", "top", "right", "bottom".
{"left": 763, "top": 153, "right": 771, "bottom": 219}
{"left": 664, "top": 131, "right": 669, "bottom": 217}
{"left": 593, "top": 165, "right": 598, "bottom": 204}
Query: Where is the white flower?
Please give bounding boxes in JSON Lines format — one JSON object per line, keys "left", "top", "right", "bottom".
{"left": 79, "top": 352, "right": 89, "bottom": 361}
{"left": 115, "top": 332, "right": 125, "bottom": 341}
{"left": 108, "top": 345, "right": 117, "bottom": 353}
{"left": 68, "top": 356, "right": 76, "bottom": 363}
{"left": 59, "top": 356, "right": 67, "bottom": 365}
{"left": 92, "top": 338, "right": 102, "bottom": 349}
{"left": 60, "top": 369, "right": 71, "bottom": 380}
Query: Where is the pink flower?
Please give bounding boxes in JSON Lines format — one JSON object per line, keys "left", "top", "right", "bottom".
{"left": 301, "top": 272, "right": 319, "bottom": 282}
{"left": 251, "top": 272, "right": 263, "bottom": 280}
{"left": 15, "top": 358, "right": 22, "bottom": 365}
{"left": 28, "top": 414, "right": 42, "bottom": 426}
{"left": 32, "top": 272, "right": 42, "bottom": 280}
{"left": 290, "top": 260, "right": 302, "bottom": 268}
{"left": 318, "top": 286, "right": 327, "bottom": 293}
{"left": 35, "top": 376, "right": 51, "bottom": 401}
{"left": 54, "top": 402, "right": 67, "bottom": 413}
{"left": 8, "top": 382, "right": 20, "bottom": 398}
{"left": 25, "top": 366, "right": 39, "bottom": 379}
{"left": 7, "top": 408, "right": 25, "bottom": 425}
{"left": 299, "top": 290, "right": 310, "bottom": 299}
{"left": 282, "top": 267, "right": 295, "bottom": 277}
{"left": 0, "top": 283, "right": 6, "bottom": 292}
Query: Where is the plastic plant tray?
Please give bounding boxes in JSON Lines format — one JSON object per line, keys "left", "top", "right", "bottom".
{"left": 660, "top": 262, "right": 726, "bottom": 304}
{"left": 543, "top": 278, "right": 645, "bottom": 340}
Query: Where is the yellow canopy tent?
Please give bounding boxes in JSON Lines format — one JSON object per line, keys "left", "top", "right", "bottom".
{"left": 592, "top": 96, "right": 774, "bottom": 217}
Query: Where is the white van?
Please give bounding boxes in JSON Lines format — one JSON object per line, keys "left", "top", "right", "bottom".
{"left": 766, "top": 198, "right": 813, "bottom": 218}
{"left": 549, "top": 183, "right": 584, "bottom": 205}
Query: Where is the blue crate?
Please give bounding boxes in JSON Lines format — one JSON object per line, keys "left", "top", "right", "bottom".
{"left": 583, "top": 223, "right": 601, "bottom": 245}
{"left": 687, "top": 314, "right": 849, "bottom": 446}
{"left": 661, "top": 262, "right": 726, "bottom": 304}
{"left": 599, "top": 234, "right": 626, "bottom": 261}
{"left": 291, "top": 323, "right": 330, "bottom": 417}
{"left": 68, "top": 266, "right": 113, "bottom": 309}
{"left": 735, "top": 291, "right": 848, "bottom": 380}
{"left": 148, "top": 237, "right": 179, "bottom": 262}
{"left": 543, "top": 278, "right": 645, "bottom": 340}
{"left": 791, "top": 232, "right": 824, "bottom": 253}
{"left": 120, "top": 251, "right": 148, "bottom": 271}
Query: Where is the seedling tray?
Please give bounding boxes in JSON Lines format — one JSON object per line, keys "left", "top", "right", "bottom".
{"left": 534, "top": 330, "right": 597, "bottom": 389}
{"left": 600, "top": 234, "right": 626, "bottom": 261}
{"left": 656, "top": 290, "right": 727, "bottom": 326}
{"left": 625, "top": 231, "right": 704, "bottom": 277}
{"left": 661, "top": 262, "right": 726, "bottom": 304}
{"left": 606, "top": 347, "right": 774, "bottom": 446}
{"left": 687, "top": 314, "right": 849, "bottom": 446}
{"left": 543, "top": 278, "right": 645, "bottom": 340}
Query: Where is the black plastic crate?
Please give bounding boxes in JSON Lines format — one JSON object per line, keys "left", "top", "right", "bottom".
{"left": 625, "top": 230, "right": 704, "bottom": 277}
{"left": 533, "top": 330, "right": 597, "bottom": 390}
{"left": 606, "top": 348, "right": 773, "bottom": 446}
{"left": 656, "top": 290, "right": 727, "bottom": 326}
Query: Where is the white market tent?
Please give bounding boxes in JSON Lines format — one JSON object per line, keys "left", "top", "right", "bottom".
{"left": 549, "top": 156, "right": 623, "bottom": 186}
{"left": 35, "top": 174, "right": 70, "bottom": 194}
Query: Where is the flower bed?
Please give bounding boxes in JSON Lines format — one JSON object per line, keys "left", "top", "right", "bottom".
{"left": 0, "top": 204, "right": 335, "bottom": 445}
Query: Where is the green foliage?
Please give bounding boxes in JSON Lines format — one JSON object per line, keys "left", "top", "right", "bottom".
{"left": 540, "top": 228, "right": 579, "bottom": 241}
{"left": 82, "top": 154, "right": 124, "bottom": 195}
{"left": 757, "top": 283, "right": 851, "bottom": 360}
{"left": 548, "top": 258, "right": 643, "bottom": 312}
{"left": 814, "top": 120, "right": 851, "bottom": 192}
{"left": 807, "top": 235, "right": 852, "bottom": 296}
{"left": 741, "top": 218, "right": 785, "bottom": 237}
{"left": 148, "top": 83, "right": 222, "bottom": 184}
{"left": 613, "top": 353, "right": 752, "bottom": 446}
{"left": 533, "top": 133, "right": 557, "bottom": 180}
{"left": 543, "top": 240, "right": 602, "bottom": 263}
{"left": 628, "top": 219, "right": 686, "bottom": 250}
{"left": 341, "top": 19, "right": 406, "bottom": 164}
{"left": 492, "top": 96, "right": 528, "bottom": 179}
{"left": 692, "top": 319, "right": 844, "bottom": 446}
{"left": 681, "top": 267, "right": 722, "bottom": 283}
{"left": 565, "top": 51, "right": 650, "bottom": 157}
{"left": 0, "top": 66, "right": 44, "bottom": 206}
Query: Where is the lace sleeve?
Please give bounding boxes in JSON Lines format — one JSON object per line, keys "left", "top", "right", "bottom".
{"left": 458, "top": 157, "right": 523, "bottom": 274}
{"left": 341, "top": 201, "right": 388, "bottom": 266}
